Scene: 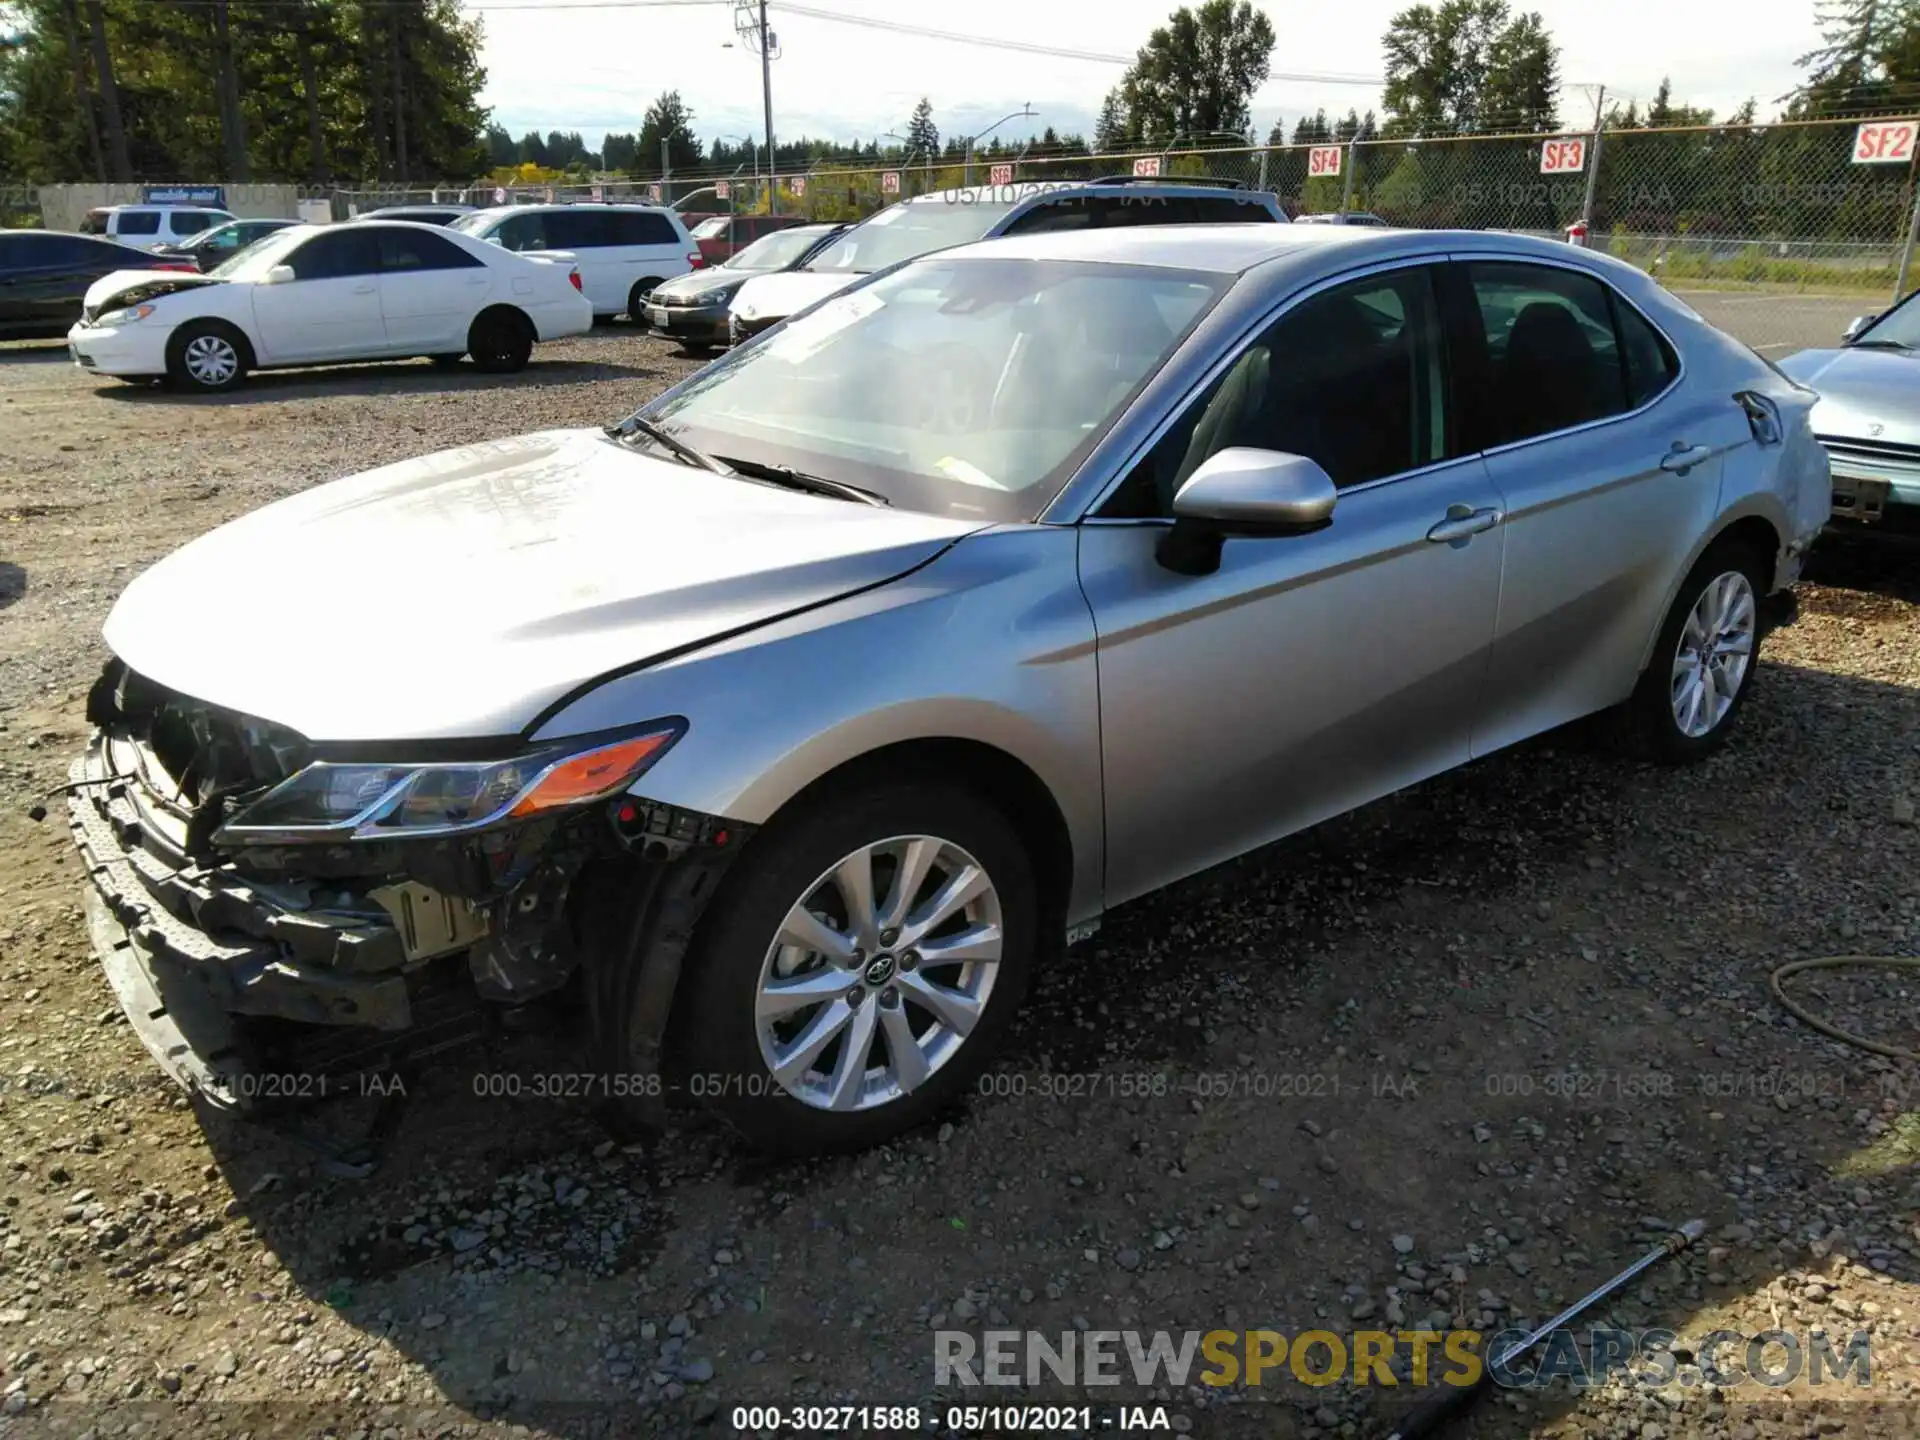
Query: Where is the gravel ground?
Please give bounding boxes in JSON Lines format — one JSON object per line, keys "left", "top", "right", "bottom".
{"left": 2, "top": 332, "right": 1920, "bottom": 1440}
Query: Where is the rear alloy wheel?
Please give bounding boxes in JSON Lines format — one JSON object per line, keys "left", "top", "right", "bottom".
{"left": 167, "top": 323, "right": 246, "bottom": 392}
{"left": 1610, "top": 538, "right": 1766, "bottom": 763}
{"left": 668, "top": 782, "right": 1036, "bottom": 1154}
{"left": 468, "top": 311, "right": 533, "bottom": 373}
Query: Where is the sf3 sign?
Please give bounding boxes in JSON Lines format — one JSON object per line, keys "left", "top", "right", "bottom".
{"left": 1540, "top": 137, "right": 1586, "bottom": 174}
{"left": 1853, "top": 119, "right": 1917, "bottom": 163}
{"left": 989, "top": 163, "right": 1014, "bottom": 186}
{"left": 1307, "top": 145, "right": 1342, "bottom": 178}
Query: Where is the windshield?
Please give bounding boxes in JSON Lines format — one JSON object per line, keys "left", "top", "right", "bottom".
{"left": 728, "top": 227, "right": 830, "bottom": 271}
{"left": 633, "top": 257, "right": 1227, "bottom": 521}
{"left": 449, "top": 212, "right": 499, "bottom": 237}
{"left": 209, "top": 227, "right": 309, "bottom": 280}
{"left": 691, "top": 217, "right": 730, "bottom": 240}
{"left": 801, "top": 198, "right": 1020, "bottom": 274}
{"left": 1855, "top": 289, "right": 1920, "bottom": 348}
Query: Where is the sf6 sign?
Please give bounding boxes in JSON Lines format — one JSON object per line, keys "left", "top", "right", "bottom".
{"left": 1853, "top": 119, "right": 1917, "bottom": 163}
{"left": 1540, "top": 137, "right": 1586, "bottom": 174}
{"left": 988, "top": 163, "right": 1014, "bottom": 185}
{"left": 1307, "top": 145, "right": 1342, "bottom": 177}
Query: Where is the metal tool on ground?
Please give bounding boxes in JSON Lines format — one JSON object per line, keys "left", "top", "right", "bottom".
{"left": 1382, "top": 1219, "right": 1706, "bottom": 1440}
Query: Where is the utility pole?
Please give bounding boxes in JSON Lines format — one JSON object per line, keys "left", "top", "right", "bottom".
{"left": 735, "top": 2, "right": 779, "bottom": 212}
{"left": 1580, "top": 84, "right": 1606, "bottom": 234}
{"left": 661, "top": 136, "right": 671, "bottom": 202}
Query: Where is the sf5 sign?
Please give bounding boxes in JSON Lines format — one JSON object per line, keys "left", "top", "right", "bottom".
{"left": 1853, "top": 119, "right": 1917, "bottom": 163}
{"left": 1307, "top": 145, "right": 1342, "bottom": 178}
{"left": 1540, "top": 138, "right": 1586, "bottom": 174}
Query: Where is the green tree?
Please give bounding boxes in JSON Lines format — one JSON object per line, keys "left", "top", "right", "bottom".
{"left": 638, "top": 88, "right": 702, "bottom": 174}
{"left": 601, "top": 131, "right": 638, "bottom": 172}
{"left": 1117, "top": 0, "right": 1275, "bottom": 146}
{"left": 1795, "top": 0, "right": 1920, "bottom": 115}
{"left": 1095, "top": 87, "right": 1129, "bottom": 150}
{"left": 1381, "top": 0, "right": 1558, "bottom": 135}
{"left": 1291, "top": 109, "right": 1332, "bottom": 144}
{"left": 905, "top": 95, "right": 938, "bottom": 158}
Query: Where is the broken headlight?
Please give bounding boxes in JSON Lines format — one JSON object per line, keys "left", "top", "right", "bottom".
{"left": 211, "top": 723, "right": 684, "bottom": 845}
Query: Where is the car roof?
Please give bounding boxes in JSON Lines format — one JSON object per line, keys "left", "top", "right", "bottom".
{"left": 89, "top": 202, "right": 232, "bottom": 213}
{"left": 907, "top": 179, "right": 1269, "bottom": 207}
{"left": 934, "top": 222, "right": 1599, "bottom": 277}
{"left": 456, "top": 203, "right": 675, "bottom": 219}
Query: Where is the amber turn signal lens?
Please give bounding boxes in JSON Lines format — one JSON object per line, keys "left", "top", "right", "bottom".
{"left": 507, "top": 732, "right": 675, "bottom": 818}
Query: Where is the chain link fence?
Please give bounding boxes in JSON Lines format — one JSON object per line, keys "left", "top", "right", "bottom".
{"left": 14, "top": 114, "right": 1915, "bottom": 355}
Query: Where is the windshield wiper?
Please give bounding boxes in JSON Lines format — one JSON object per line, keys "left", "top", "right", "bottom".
{"left": 1849, "top": 338, "right": 1914, "bottom": 350}
{"left": 605, "top": 414, "right": 732, "bottom": 473}
{"left": 714, "top": 454, "right": 890, "bottom": 506}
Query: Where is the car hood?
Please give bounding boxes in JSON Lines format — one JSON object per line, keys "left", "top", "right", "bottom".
{"left": 103, "top": 428, "right": 983, "bottom": 742}
{"left": 83, "top": 269, "right": 225, "bottom": 311}
{"left": 650, "top": 267, "right": 753, "bottom": 301}
{"left": 729, "top": 269, "right": 861, "bottom": 323}
{"left": 1777, "top": 346, "right": 1920, "bottom": 444}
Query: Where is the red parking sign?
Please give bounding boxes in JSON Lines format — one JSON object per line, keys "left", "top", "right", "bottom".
{"left": 1132, "top": 156, "right": 1161, "bottom": 177}
{"left": 989, "top": 163, "right": 1013, "bottom": 186}
{"left": 1308, "top": 145, "right": 1342, "bottom": 177}
{"left": 1854, "top": 120, "right": 1917, "bottom": 163}
{"left": 882, "top": 171, "right": 900, "bottom": 194}
{"left": 1540, "top": 138, "right": 1586, "bottom": 174}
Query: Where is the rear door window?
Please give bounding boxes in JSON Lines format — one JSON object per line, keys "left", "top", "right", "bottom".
{"left": 492, "top": 211, "right": 549, "bottom": 251}
{"left": 543, "top": 209, "right": 611, "bottom": 249}
{"left": 114, "top": 211, "right": 161, "bottom": 237}
{"left": 168, "top": 211, "right": 222, "bottom": 236}
{"left": 378, "top": 228, "right": 483, "bottom": 271}
{"left": 1461, "top": 261, "right": 1630, "bottom": 445}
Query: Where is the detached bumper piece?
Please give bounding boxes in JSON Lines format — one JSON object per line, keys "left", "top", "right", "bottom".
{"left": 67, "top": 737, "right": 482, "bottom": 1114}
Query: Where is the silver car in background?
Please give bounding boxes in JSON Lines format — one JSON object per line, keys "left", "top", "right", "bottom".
{"left": 69, "top": 225, "right": 1829, "bottom": 1157}
{"left": 1779, "top": 289, "right": 1920, "bottom": 531}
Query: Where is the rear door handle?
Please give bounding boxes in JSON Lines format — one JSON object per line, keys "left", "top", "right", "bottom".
{"left": 1426, "top": 503, "right": 1502, "bottom": 543}
{"left": 352, "top": 282, "right": 376, "bottom": 294}
{"left": 1661, "top": 442, "right": 1714, "bottom": 474}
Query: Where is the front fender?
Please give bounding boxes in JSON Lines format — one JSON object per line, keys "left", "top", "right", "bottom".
{"left": 529, "top": 526, "right": 1106, "bottom": 922}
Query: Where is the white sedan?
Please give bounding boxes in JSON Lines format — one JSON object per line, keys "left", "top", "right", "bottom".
{"left": 67, "top": 221, "right": 593, "bottom": 392}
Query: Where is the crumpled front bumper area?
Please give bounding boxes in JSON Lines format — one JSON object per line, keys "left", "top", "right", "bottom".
{"left": 68, "top": 734, "right": 475, "bottom": 1112}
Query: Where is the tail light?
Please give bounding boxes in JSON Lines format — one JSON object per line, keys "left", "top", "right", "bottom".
{"left": 153, "top": 262, "right": 196, "bottom": 273}
{"left": 688, "top": 251, "right": 706, "bottom": 270}
{"left": 569, "top": 267, "right": 583, "bottom": 291}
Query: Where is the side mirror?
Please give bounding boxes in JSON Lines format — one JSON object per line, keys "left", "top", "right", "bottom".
{"left": 1156, "top": 448, "right": 1337, "bottom": 576}
{"left": 1843, "top": 314, "right": 1876, "bottom": 343}
{"left": 264, "top": 264, "right": 296, "bottom": 285}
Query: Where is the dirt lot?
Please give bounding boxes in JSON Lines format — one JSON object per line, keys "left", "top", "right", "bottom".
{"left": 2, "top": 332, "right": 1920, "bottom": 1440}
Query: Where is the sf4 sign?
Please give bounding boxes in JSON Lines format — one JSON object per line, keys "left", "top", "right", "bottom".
{"left": 1132, "top": 155, "right": 1162, "bottom": 177}
{"left": 1854, "top": 119, "right": 1917, "bottom": 163}
{"left": 881, "top": 171, "right": 900, "bottom": 194}
{"left": 1307, "top": 145, "right": 1342, "bottom": 177}
{"left": 1540, "top": 137, "right": 1586, "bottom": 174}
{"left": 988, "top": 162, "right": 1014, "bottom": 186}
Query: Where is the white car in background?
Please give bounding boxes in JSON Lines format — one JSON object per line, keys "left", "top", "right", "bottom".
{"left": 78, "top": 203, "right": 239, "bottom": 250}
{"left": 67, "top": 221, "right": 592, "bottom": 392}
{"left": 451, "top": 204, "right": 703, "bottom": 322}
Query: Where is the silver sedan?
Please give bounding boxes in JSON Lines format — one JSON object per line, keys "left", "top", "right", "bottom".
{"left": 1779, "top": 290, "right": 1920, "bottom": 530}
{"left": 69, "top": 224, "right": 1831, "bottom": 1156}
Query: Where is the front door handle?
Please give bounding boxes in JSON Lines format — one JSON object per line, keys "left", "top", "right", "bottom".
{"left": 1426, "top": 503, "right": 1502, "bottom": 543}
{"left": 1661, "top": 442, "right": 1714, "bottom": 474}
{"left": 352, "top": 282, "right": 376, "bottom": 294}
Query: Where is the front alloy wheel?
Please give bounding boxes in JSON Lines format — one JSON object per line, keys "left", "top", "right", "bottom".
{"left": 669, "top": 780, "right": 1036, "bottom": 1154}
{"left": 1670, "top": 569, "right": 1755, "bottom": 739}
{"left": 756, "top": 835, "right": 1003, "bottom": 1112}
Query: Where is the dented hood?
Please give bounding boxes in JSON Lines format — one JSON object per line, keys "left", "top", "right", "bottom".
{"left": 103, "top": 428, "right": 982, "bottom": 742}
{"left": 83, "top": 269, "right": 226, "bottom": 312}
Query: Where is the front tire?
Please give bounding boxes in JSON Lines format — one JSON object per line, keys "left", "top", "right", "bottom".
{"left": 166, "top": 322, "right": 248, "bottom": 392}
{"left": 667, "top": 781, "right": 1037, "bottom": 1155}
{"left": 1611, "top": 538, "right": 1768, "bottom": 763}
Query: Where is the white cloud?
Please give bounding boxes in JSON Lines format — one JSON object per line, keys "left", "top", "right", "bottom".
{"left": 475, "top": 0, "right": 1826, "bottom": 152}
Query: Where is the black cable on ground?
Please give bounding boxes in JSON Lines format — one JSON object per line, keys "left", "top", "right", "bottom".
{"left": 1770, "top": 955, "right": 1920, "bottom": 1063}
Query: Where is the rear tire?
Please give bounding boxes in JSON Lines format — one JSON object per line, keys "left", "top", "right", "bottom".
{"left": 165, "top": 321, "right": 248, "bottom": 392}
{"left": 627, "top": 282, "right": 659, "bottom": 326}
{"left": 1607, "top": 537, "right": 1769, "bottom": 764}
{"left": 467, "top": 309, "right": 533, "bottom": 373}
{"left": 654, "top": 780, "right": 1037, "bottom": 1156}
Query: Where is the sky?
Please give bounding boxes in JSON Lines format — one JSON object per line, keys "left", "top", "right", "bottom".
{"left": 472, "top": 0, "right": 1830, "bottom": 161}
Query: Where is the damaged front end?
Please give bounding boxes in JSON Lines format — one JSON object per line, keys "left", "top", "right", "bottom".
{"left": 69, "top": 659, "right": 736, "bottom": 1117}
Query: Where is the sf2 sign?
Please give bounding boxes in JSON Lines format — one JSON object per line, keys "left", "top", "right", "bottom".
{"left": 1133, "top": 155, "right": 1162, "bottom": 177}
{"left": 1854, "top": 119, "right": 1917, "bottom": 163}
{"left": 881, "top": 171, "right": 900, "bottom": 194}
{"left": 1307, "top": 145, "right": 1342, "bottom": 178}
{"left": 989, "top": 163, "right": 1014, "bottom": 186}
{"left": 1540, "top": 138, "right": 1586, "bottom": 174}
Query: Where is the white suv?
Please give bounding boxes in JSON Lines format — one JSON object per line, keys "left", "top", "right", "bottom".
{"left": 78, "top": 205, "right": 239, "bottom": 250}
{"left": 450, "top": 204, "right": 702, "bottom": 321}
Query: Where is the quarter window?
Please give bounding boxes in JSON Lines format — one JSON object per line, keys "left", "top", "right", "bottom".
{"left": 608, "top": 210, "right": 680, "bottom": 245}
{"left": 1100, "top": 265, "right": 1451, "bottom": 518}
